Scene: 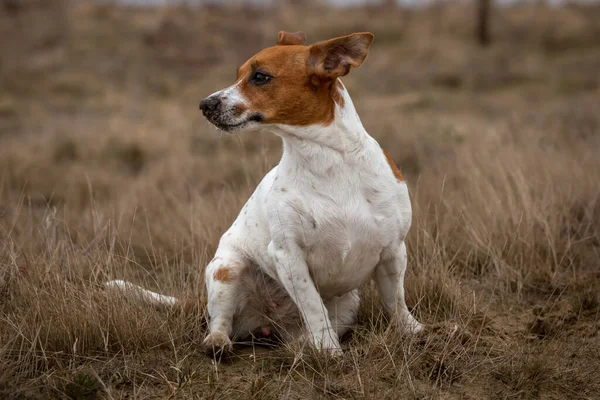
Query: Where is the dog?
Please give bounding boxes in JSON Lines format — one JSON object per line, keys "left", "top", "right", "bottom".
{"left": 107, "top": 31, "right": 422, "bottom": 355}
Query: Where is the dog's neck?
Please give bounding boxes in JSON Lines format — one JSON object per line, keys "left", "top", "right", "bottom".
{"left": 266, "top": 82, "right": 374, "bottom": 175}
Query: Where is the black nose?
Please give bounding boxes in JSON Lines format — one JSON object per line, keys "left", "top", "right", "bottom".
{"left": 199, "top": 96, "right": 221, "bottom": 112}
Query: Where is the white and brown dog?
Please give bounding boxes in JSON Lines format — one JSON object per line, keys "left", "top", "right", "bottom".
{"left": 107, "top": 31, "right": 422, "bottom": 355}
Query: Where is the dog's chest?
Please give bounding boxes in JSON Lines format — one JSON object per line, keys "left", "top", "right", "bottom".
{"left": 295, "top": 175, "right": 400, "bottom": 295}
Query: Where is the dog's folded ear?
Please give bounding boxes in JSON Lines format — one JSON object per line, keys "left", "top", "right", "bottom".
{"left": 308, "top": 32, "right": 374, "bottom": 80}
{"left": 277, "top": 31, "right": 307, "bottom": 46}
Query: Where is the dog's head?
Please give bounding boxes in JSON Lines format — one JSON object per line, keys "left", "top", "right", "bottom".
{"left": 199, "top": 31, "right": 374, "bottom": 133}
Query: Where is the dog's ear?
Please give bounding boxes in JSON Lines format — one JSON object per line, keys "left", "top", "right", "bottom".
{"left": 308, "top": 32, "right": 374, "bottom": 80}
{"left": 277, "top": 31, "right": 306, "bottom": 46}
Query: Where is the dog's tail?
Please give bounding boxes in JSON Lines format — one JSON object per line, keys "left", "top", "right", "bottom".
{"left": 104, "top": 280, "right": 180, "bottom": 307}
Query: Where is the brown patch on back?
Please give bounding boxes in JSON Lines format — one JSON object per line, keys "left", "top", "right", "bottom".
{"left": 213, "top": 268, "right": 231, "bottom": 282}
{"left": 383, "top": 149, "right": 405, "bottom": 181}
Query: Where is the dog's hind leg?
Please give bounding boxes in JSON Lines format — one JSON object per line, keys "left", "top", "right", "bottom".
{"left": 203, "top": 249, "right": 249, "bottom": 354}
{"left": 374, "top": 241, "right": 423, "bottom": 335}
{"left": 325, "top": 289, "right": 360, "bottom": 338}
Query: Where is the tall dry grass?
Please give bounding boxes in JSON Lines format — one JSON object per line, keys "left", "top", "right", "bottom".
{"left": 1, "top": 1, "right": 599, "bottom": 398}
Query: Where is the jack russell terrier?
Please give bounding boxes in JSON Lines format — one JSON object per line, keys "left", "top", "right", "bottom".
{"left": 107, "top": 31, "right": 422, "bottom": 356}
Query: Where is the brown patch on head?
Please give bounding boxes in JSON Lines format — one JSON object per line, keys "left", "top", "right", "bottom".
{"left": 236, "top": 45, "right": 334, "bottom": 126}
{"left": 213, "top": 268, "right": 231, "bottom": 282}
{"left": 234, "top": 32, "right": 373, "bottom": 127}
{"left": 277, "top": 31, "right": 306, "bottom": 46}
{"left": 383, "top": 149, "right": 405, "bottom": 182}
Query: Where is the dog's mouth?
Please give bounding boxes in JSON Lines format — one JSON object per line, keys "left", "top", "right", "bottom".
{"left": 204, "top": 113, "right": 264, "bottom": 133}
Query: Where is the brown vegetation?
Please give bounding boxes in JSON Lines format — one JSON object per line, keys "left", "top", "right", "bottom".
{"left": 1, "top": 1, "right": 599, "bottom": 398}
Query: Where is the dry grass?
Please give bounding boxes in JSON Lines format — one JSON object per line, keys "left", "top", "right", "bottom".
{"left": 1, "top": 1, "right": 599, "bottom": 399}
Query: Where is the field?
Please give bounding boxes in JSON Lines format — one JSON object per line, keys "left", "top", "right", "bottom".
{"left": 1, "top": 1, "right": 600, "bottom": 398}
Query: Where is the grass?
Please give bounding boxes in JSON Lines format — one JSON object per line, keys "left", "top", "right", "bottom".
{"left": 1, "top": 1, "right": 599, "bottom": 399}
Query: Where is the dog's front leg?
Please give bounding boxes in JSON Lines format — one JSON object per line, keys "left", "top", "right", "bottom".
{"left": 268, "top": 240, "right": 341, "bottom": 354}
{"left": 374, "top": 241, "right": 423, "bottom": 335}
{"left": 203, "top": 250, "right": 247, "bottom": 354}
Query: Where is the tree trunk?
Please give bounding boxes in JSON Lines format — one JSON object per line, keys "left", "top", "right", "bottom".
{"left": 476, "top": 0, "right": 492, "bottom": 47}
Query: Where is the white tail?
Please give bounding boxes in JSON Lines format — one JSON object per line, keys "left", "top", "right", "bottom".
{"left": 104, "top": 280, "right": 179, "bottom": 307}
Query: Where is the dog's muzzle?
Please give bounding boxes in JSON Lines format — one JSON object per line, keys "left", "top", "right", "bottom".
{"left": 199, "top": 95, "right": 263, "bottom": 132}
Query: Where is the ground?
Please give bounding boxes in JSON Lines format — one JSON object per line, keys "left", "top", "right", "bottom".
{"left": 0, "top": 1, "right": 599, "bottom": 399}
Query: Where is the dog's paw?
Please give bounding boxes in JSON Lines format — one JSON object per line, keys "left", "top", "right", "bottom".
{"left": 322, "top": 346, "right": 344, "bottom": 357}
{"left": 314, "top": 330, "right": 343, "bottom": 356}
{"left": 404, "top": 320, "right": 425, "bottom": 335}
{"left": 202, "top": 332, "right": 233, "bottom": 357}
{"left": 393, "top": 315, "right": 425, "bottom": 336}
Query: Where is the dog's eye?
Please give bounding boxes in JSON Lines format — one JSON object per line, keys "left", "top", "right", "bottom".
{"left": 251, "top": 72, "right": 271, "bottom": 86}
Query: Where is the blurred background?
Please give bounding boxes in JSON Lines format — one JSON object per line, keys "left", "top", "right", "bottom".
{"left": 1, "top": 0, "right": 600, "bottom": 398}
{"left": 1, "top": 0, "right": 599, "bottom": 220}
{"left": 1, "top": 0, "right": 599, "bottom": 206}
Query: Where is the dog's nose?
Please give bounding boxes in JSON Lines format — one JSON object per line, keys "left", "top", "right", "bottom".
{"left": 199, "top": 96, "right": 221, "bottom": 112}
